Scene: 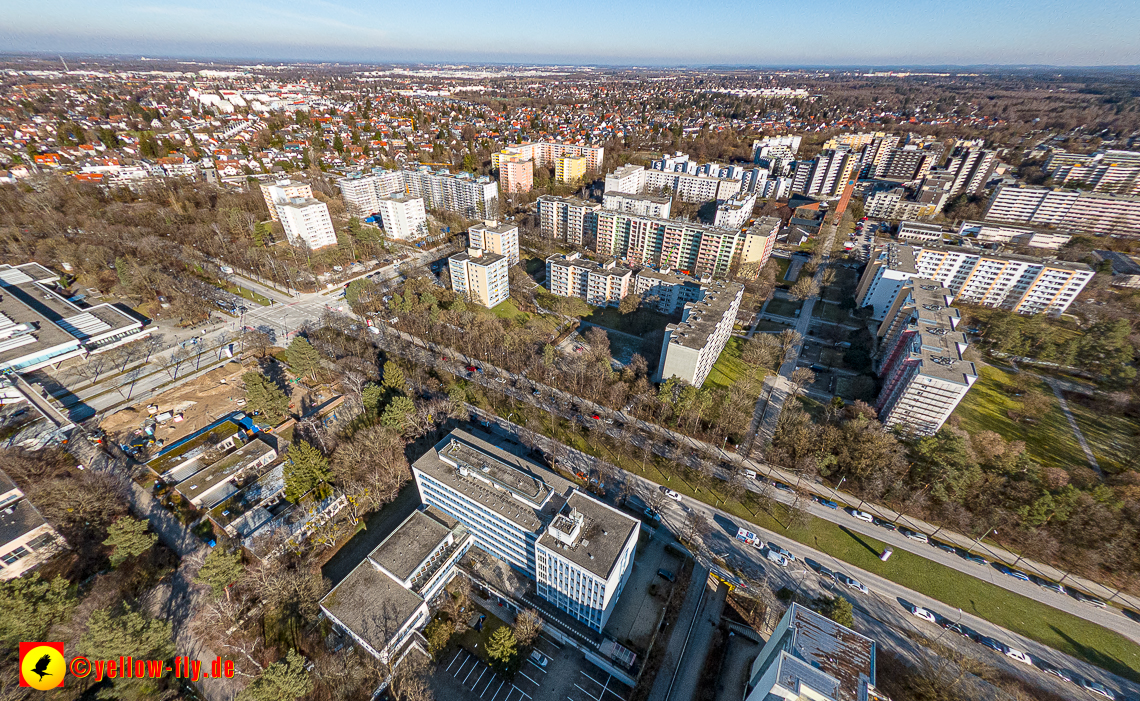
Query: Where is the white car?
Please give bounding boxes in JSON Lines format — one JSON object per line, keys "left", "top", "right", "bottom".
{"left": 910, "top": 606, "right": 937, "bottom": 624}
{"left": 848, "top": 509, "right": 874, "bottom": 523}
{"left": 837, "top": 574, "right": 869, "bottom": 594}
{"left": 1004, "top": 648, "right": 1032, "bottom": 665}
{"left": 765, "top": 550, "right": 789, "bottom": 567}
{"left": 663, "top": 488, "right": 682, "bottom": 502}
{"left": 768, "top": 544, "right": 796, "bottom": 562}
{"left": 1080, "top": 679, "right": 1115, "bottom": 699}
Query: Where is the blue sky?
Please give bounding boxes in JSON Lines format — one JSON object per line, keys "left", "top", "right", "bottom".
{"left": 3, "top": 0, "right": 1139, "bottom": 66}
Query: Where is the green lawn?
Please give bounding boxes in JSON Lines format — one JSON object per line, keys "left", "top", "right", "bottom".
{"left": 753, "top": 319, "right": 793, "bottom": 334}
{"left": 490, "top": 298, "right": 527, "bottom": 321}
{"left": 452, "top": 602, "right": 512, "bottom": 663}
{"left": 765, "top": 298, "right": 803, "bottom": 319}
{"left": 1064, "top": 395, "right": 1138, "bottom": 476}
{"left": 582, "top": 306, "right": 677, "bottom": 337}
{"left": 222, "top": 282, "right": 272, "bottom": 306}
{"left": 704, "top": 337, "right": 766, "bottom": 393}
{"left": 773, "top": 258, "right": 792, "bottom": 287}
{"left": 951, "top": 365, "right": 1092, "bottom": 474}
{"left": 811, "top": 301, "right": 853, "bottom": 324}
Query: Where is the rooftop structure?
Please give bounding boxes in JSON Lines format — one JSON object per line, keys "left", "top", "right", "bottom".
{"left": 0, "top": 469, "right": 64, "bottom": 580}
{"left": 545, "top": 253, "right": 633, "bottom": 308}
{"left": 657, "top": 279, "right": 744, "bottom": 387}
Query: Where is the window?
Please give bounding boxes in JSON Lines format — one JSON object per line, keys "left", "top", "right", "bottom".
{"left": 1, "top": 546, "right": 30, "bottom": 565}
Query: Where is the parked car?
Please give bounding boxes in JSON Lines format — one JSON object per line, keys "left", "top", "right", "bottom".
{"left": 768, "top": 544, "right": 796, "bottom": 562}
{"left": 743, "top": 468, "right": 758, "bottom": 479}
{"left": 899, "top": 527, "right": 929, "bottom": 543}
{"left": 1032, "top": 577, "right": 1065, "bottom": 595}
{"left": 813, "top": 496, "right": 839, "bottom": 509}
{"left": 872, "top": 517, "right": 897, "bottom": 531}
{"left": 773, "top": 481, "right": 794, "bottom": 492}
{"left": 996, "top": 565, "right": 1031, "bottom": 582}
{"left": 765, "top": 550, "right": 789, "bottom": 567}
{"left": 847, "top": 508, "right": 874, "bottom": 523}
{"left": 978, "top": 637, "right": 1007, "bottom": 653}
{"left": 657, "top": 569, "right": 676, "bottom": 582}
{"left": 1005, "top": 648, "right": 1032, "bottom": 665}
{"left": 529, "top": 650, "right": 549, "bottom": 668}
{"left": 663, "top": 488, "right": 682, "bottom": 502}
{"left": 1080, "top": 679, "right": 1116, "bottom": 699}
{"left": 961, "top": 552, "right": 987, "bottom": 565}
{"left": 910, "top": 606, "right": 937, "bottom": 624}
{"left": 736, "top": 527, "right": 763, "bottom": 547}
{"left": 1072, "top": 591, "right": 1108, "bottom": 608}
{"left": 1038, "top": 663, "right": 1072, "bottom": 682}
{"left": 836, "top": 574, "right": 869, "bottom": 594}
{"left": 466, "top": 365, "right": 477, "bottom": 372}
{"left": 931, "top": 541, "right": 957, "bottom": 554}
{"left": 940, "top": 620, "right": 967, "bottom": 637}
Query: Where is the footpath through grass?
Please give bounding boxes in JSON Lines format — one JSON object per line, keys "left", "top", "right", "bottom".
{"left": 472, "top": 390, "right": 1140, "bottom": 683}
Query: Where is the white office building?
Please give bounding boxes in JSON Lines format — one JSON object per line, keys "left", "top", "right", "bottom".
{"left": 277, "top": 197, "right": 337, "bottom": 249}
{"left": 375, "top": 195, "right": 427, "bottom": 240}
{"left": 412, "top": 431, "right": 638, "bottom": 632}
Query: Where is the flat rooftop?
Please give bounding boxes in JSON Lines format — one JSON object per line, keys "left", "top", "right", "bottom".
{"left": 176, "top": 438, "right": 275, "bottom": 506}
{"left": 604, "top": 191, "right": 672, "bottom": 204}
{"left": 320, "top": 560, "right": 424, "bottom": 653}
{"left": 369, "top": 509, "right": 450, "bottom": 583}
{"left": 666, "top": 280, "right": 744, "bottom": 351}
{"left": 450, "top": 249, "right": 507, "bottom": 267}
{"left": 538, "top": 492, "right": 638, "bottom": 580}
{"left": 787, "top": 604, "right": 876, "bottom": 701}
{"left": 917, "top": 243, "right": 1092, "bottom": 272}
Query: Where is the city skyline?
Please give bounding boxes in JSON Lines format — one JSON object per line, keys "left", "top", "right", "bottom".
{"left": 3, "top": 0, "right": 1139, "bottom": 66}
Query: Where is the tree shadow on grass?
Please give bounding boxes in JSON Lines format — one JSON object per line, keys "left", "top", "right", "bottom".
{"left": 837, "top": 525, "right": 883, "bottom": 559}
{"left": 1049, "top": 624, "right": 1140, "bottom": 684}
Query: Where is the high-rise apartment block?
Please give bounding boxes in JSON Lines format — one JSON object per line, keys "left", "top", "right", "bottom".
{"left": 984, "top": 184, "right": 1140, "bottom": 235}
{"left": 1044, "top": 149, "right": 1140, "bottom": 196}
{"left": 745, "top": 604, "right": 890, "bottom": 701}
{"left": 797, "top": 148, "right": 857, "bottom": 197}
{"left": 467, "top": 221, "right": 519, "bottom": 266}
{"left": 856, "top": 243, "right": 1093, "bottom": 319}
{"left": 739, "top": 216, "right": 780, "bottom": 270}
{"left": 412, "top": 430, "right": 638, "bottom": 632}
{"left": 945, "top": 139, "right": 998, "bottom": 197}
{"left": 537, "top": 195, "right": 601, "bottom": 246}
{"left": 374, "top": 195, "right": 427, "bottom": 240}
{"left": 499, "top": 155, "right": 534, "bottom": 194}
{"left": 276, "top": 196, "right": 337, "bottom": 249}
{"left": 656, "top": 279, "right": 743, "bottom": 387}
{"left": 603, "top": 164, "right": 741, "bottom": 203}
{"left": 338, "top": 168, "right": 498, "bottom": 220}
{"left": 555, "top": 154, "right": 587, "bottom": 183}
{"left": 873, "top": 279, "right": 977, "bottom": 435}
{"left": 545, "top": 252, "right": 633, "bottom": 307}
{"left": 752, "top": 135, "right": 802, "bottom": 161}
{"left": 448, "top": 248, "right": 509, "bottom": 308}
{"left": 260, "top": 179, "right": 311, "bottom": 221}
{"left": 878, "top": 143, "right": 943, "bottom": 181}
{"left": 714, "top": 192, "right": 758, "bottom": 229}
{"left": 634, "top": 268, "right": 712, "bottom": 314}
{"left": 601, "top": 191, "right": 673, "bottom": 218}
{"left": 594, "top": 211, "right": 755, "bottom": 277}
{"left": 491, "top": 142, "right": 605, "bottom": 173}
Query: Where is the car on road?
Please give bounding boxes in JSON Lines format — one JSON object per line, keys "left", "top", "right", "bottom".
{"left": 899, "top": 527, "right": 929, "bottom": 543}
{"left": 978, "top": 636, "right": 1007, "bottom": 653}
{"left": 773, "top": 481, "right": 794, "bottom": 492}
{"left": 1005, "top": 648, "right": 1032, "bottom": 665}
{"left": 813, "top": 496, "right": 839, "bottom": 509}
{"left": 940, "top": 620, "right": 967, "bottom": 637}
{"left": 591, "top": 413, "right": 601, "bottom": 420}
{"left": 909, "top": 606, "right": 937, "bottom": 624}
{"left": 765, "top": 550, "right": 789, "bottom": 567}
{"left": 1038, "top": 663, "right": 1072, "bottom": 682}
{"left": 466, "top": 365, "right": 477, "bottom": 372}
{"left": 996, "top": 565, "right": 1031, "bottom": 582}
{"left": 872, "top": 517, "right": 897, "bottom": 531}
{"left": 847, "top": 508, "right": 874, "bottom": 523}
{"left": 495, "top": 377, "right": 506, "bottom": 383}
{"left": 1072, "top": 591, "right": 1108, "bottom": 608}
{"left": 961, "top": 552, "right": 987, "bottom": 565}
{"left": 743, "top": 468, "right": 757, "bottom": 479}
{"left": 533, "top": 390, "right": 541, "bottom": 396}
{"left": 931, "top": 541, "right": 957, "bottom": 554}
{"left": 836, "top": 574, "right": 869, "bottom": 594}
{"left": 1031, "top": 576, "right": 1065, "bottom": 595}
{"left": 1080, "top": 679, "right": 1116, "bottom": 699}
{"left": 663, "top": 488, "right": 682, "bottom": 501}
{"left": 768, "top": 544, "right": 796, "bottom": 562}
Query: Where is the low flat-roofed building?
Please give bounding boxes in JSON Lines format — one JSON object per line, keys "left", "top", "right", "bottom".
{"left": 745, "top": 603, "right": 889, "bottom": 701}
{"left": 0, "top": 469, "right": 65, "bottom": 580}
{"left": 897, "top": 220, "right": 944, "bottom": 243}
{"left": 175, "top": 437, "right": 277, "bottom": 508}
{"left": 0, "top": 263, "right": 148, "bottom": 373}
{"left": 320, "top": 507, "right": 473, "bottom": 663}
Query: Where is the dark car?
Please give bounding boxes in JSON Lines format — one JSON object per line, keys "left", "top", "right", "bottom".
{"left": 996, "top": 564, "right": 1031, "bottom": 582}
{"left": 978, "top": 637, "right": 1007, "bottom": 653}
{"left": 657, "top": 569, "right": 675, "bottom": 582}
{"left": 813, "top": 496, "right": 839, "bottom": 509}
{"left": 961, "top": 552, "right": 987, "bottom": 565}
{"left": 931, "top": 540, "right": 957, "bottom": 554}
{"left": 773, "top": 481, "right": 794, "bottom": 492}
{"left": 872, "top": 517, "right": 897, "bottom": 531}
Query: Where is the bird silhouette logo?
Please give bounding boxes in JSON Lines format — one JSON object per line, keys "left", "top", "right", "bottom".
{"left": 19, "top": 642, "right": 65, "bottom": 690}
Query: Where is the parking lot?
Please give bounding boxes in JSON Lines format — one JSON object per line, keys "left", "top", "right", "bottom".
{"left": 565, "top": 665, "right": 631, "bottom": 701}
{"left": 442, "top": 648, "right": 539, "bottom": 701}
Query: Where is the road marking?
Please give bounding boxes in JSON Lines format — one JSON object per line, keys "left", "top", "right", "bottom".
{"left": 446, "top": 650, "right": 463, "bottom": 672}
{"left": 463, "top": 660, "right": 479, "bottom": 685}
{"left": 474, "top": 667, "right": 488, "bottom": 690}
{"left": 574, "top": 684, "right": 600, "bottom": 701}
{"left": 528, "top": 660, "right": 547, "bottom": 673}
{"left": 488, "top": 679, "right": 505, "bottom": 700}
{"left": 580, "top": 671, "right": 606, "bottom": 687}
{"left": 453, "top": 654, "right": 471, "bottom": 677}
{"left": 514, "top": 685, "right": 532, "bottom": 700}
{"left": 519, "top": 671, "right": 538, "bottom": 685}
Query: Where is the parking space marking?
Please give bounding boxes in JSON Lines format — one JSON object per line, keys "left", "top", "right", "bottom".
{"left": 575, "top": 684, "right": 601, "bottom": 701}
{"left": 474, "top": 667, "right": 488, "bottom": 690}
{"left": 515, "top": 686, "right": 532, "bottom": 700}
{"left": 519, "top": 671, "right": 538, "bottom": 685}
{"left": 486, "top": 679, "right": 504, "bottom": 700}
{"left": 528, "top": 660, "right": 547, "bottom": 673}
{"left": 446, "top": 650, "right": 463, "bottom": 672}
{"left": 453, "top": 652, "right": 472, "bottom": 677}
{"left": 463, "top": 661, "right": 479, "bottom": 685}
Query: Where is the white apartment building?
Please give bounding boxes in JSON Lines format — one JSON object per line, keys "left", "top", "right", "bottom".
{"left": 375, "top": 195, "right": 427, "bottom": 240}
{"left": 468, "top": 221, "right": 519, "bottom": 266}
{"left": 338, "top": 168, "right": 499, "bottom": 220}
{"left": 602, "top": 191, "right": 673, "bottom": 219}
{"left": 985, "top": 184, "right": 1140, "bottom": 235}
{"left": 713, "top": 192, "right": 758, "bottom": 229}
{"left": 448, "top": 248, "right": 509, "bottom": 308}
{"left": 739, "top": 216, "right": 780, "bottom": 269}
{"left": 594, "top": 211, "right": 755, "bottom": 278}
{"left": 897, "top": 220, "right": 945, "bottom": 243}
{"left": 1045, "top": 149, "right": 1140, "bottom": 196}
{"left": 277, "top": 197, "right": 337, "bottom": 249}
{"left": 260, "top": 179, "right": 311, "bottom": 221}
{"left": 800, "top": 148, "right": 857, "bottom": 197}
{"left": 537, "top": 195, "right": 601, "bottom": 246}
{"left": 0, "top": 469, "right": 64, "bottom": 580}
{"left": 656, "top": 280, "right": 743, "bottom": 387}
{"left": 492, "top": 142, "right": 605, "bottom": 173}
{"left": 545, "top": 253, "right": 632, "bottom": 307}
{"left": 856, "top": 243, "right": 1093, "bottom": 319}
{"left": 603, "top": 165, "right": 740, "bottom": 203}
{"left": 945, "top": 140, "right": 998, "bottom": 196}
{"left": 412, "top": 431, "right": 638, "bottom": 632}
{"left": 874, "top": 280, "right": 977, "bottom": 435}
{"left": 337, "top": 171, "right": 405, "bottom": 217}
{"left": 751, "top": 135, "right": 802, "bottom": 161}
{"left": 634, "top": 268, "right": 709, "bottom": 314}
